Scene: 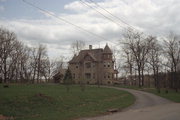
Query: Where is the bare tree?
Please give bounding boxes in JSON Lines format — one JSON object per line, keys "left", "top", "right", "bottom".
{"left": 31, "top": 44, "right": 49, "bottom": 83}
{"left": 71, "top": 40, "right": 85, "bottom": 55}
{"left": 148, "top": 36, "right": 162, "bottom": 92}
{"left": 51, "top": 56, "right": 66, "bottom": 83}
{"left": 163, "top": 32, "right": 180, "bottom": 92}
{"left": 0, "top": 27, "right": 54, "bottom": 84}
{"left": 0, "top": 27, "right": 18, "bottom": 83}
{"left": 121, "top": 47, "right": 134, "bottom": 85}
{"left": 121, "top": 29, "right": 153, "bottom": 87}
{"left": 13, "top": 45, "right": 33, "bottom": 83}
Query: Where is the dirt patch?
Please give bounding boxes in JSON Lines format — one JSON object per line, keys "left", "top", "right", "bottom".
{"left": 34, "top": 93, "right": 53, "bottom": 101}
{"left": 0, "top": 115, "right": 14, "bottom": 120}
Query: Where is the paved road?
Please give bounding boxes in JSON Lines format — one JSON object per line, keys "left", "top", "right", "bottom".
{"left": 116, "top": 87, "right": 171, "bottom": 111}
{"left": 79, "top": 87, "right": 180, "bottom": 120}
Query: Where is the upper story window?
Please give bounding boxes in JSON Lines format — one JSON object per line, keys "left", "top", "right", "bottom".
{"left": 108, "top": 75, "right": 110, "bottom": 79}
{"left": 85, "top": 62, "right": 91, "bottom": 68}
{"left": 104, "top": 62, "right": 113, "bottom": 68}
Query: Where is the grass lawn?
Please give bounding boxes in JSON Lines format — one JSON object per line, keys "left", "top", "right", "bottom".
{"left": 143, "top": 88, "right": 180, "bottom": 102}
{"left": 0, "top": 84, "right": 135, "bottom": 120}
{"left": 116, "top": 85, "right": 180, "bottom": 103}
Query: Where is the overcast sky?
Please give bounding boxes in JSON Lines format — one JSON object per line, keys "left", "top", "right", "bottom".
{"left": 0, "top": 0, "right": 180, "bottom": 60}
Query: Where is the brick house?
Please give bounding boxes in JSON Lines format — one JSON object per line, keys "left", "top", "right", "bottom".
{"left": 68, "top": 44, "right": 118, "bottom": 85}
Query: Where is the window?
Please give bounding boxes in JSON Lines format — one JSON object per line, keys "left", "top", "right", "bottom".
{"left": 76, "top": 65, "right": 78, "bottom": 68}
{"left": 104, "top": 62, "right": 106, "bottom": 67}
{"left": 85, "top": 62, "right": 91, "bottom": 68}
{"left": 107, "top": 62, "right": 110, "bottom": 67}
{"left": 85, "top": 73, "right": 91, "bottom": 79}
{"left": 108, "top": 75, "right": 110, "bottom": 79}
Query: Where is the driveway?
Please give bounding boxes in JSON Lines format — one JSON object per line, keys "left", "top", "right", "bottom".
{"left": 79, "top": 86, "right": 180, "bottom": 120}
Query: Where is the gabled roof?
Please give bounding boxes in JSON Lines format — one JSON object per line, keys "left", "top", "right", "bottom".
{"left": 69, "top": 44, "right": 113, "bottom": 64}
{"left": 104, "top": 44, "right": 112, "bottom": 53}
{"left": 82, "top": 52, "right": 97, "bottom": 62}
{"left": 69, "top": 48, "right": 103, "bottom": 63}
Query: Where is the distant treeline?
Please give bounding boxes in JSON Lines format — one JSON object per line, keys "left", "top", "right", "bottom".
{"left": 120, "top": 29, "right": 180, "bottom": 92}
{"left": 0, "top": 27, "right": 64, "bottom": 84}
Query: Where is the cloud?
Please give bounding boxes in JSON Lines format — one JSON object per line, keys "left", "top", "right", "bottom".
{"left": 64, "top": 1, "right": 89, "bottom": 13}
{"left": 0, "top": 0, "right": 180, "bottom": 59}
{"left": 0, "top": 0, "right": 7, "bottom": 2}
{"left": 0, "top": 6, "right": 4, "bottom": 11}
{"left": 39, "top": 10, "right": 56, "bottom": 19}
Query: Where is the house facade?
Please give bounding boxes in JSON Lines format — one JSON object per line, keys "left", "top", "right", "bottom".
{"left": 69, "top": 44, "right": 118, "bottom": 85}
{"left": 177, "top": 62, "right": 180, "bottom": 72}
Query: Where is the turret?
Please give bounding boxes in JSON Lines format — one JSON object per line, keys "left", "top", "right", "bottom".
{"left": 103, "top": 44, "right": 112, "bottom": 60}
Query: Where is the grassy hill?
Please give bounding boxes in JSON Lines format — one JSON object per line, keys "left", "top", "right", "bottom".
{"left": 0, "top": 84, "right": 135, "bottom": 120}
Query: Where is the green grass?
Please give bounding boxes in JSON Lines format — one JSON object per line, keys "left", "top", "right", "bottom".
{"left": 0, "top": 84, "right": 135, "bottom": 120}
{"left": 116, "top": 85, "right": 180, "bottom": 103}
{"left": 143, "top": 88, "right": 180, "bottom": 102}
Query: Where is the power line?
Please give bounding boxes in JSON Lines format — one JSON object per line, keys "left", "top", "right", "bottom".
{"left": 79, "top": 0, "right": 133, "bottom": 46}
{"left": 87, "top": 0, "right": 135, "bottom": 30}
{"left": 79, "top": 0, "right": 125, "bottom": 29}
{"left": 22, "top": 0, "right": 120, "bottom": 49}
{"left": 79, "top": 0, "right": 125, "bottom": 46}
{"left": 85, "top": 0, "right": 150, "bottom": 39}
{"left": 22, "top": 0, "right": 109, "bottom": 43}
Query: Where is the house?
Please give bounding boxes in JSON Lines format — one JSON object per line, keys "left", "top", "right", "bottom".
{"left": 177, "top": 62, "right": 180, "bottom": 72}
{"left": 53, "top": 69, "right": 66, "bottom": 83}
{"left": 68, "top": 44, "right": 118, "bottom": 85}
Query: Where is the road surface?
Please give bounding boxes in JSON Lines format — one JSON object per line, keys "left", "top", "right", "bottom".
{"left": 79, "top": 87, "right": 180, "bottom": 120}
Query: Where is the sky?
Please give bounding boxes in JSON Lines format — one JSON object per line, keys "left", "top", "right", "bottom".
{"left": 0, "top": 0, "right": 180, "bottom": 61}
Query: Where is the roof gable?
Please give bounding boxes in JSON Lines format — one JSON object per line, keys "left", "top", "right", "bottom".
{"left": 104, "top": 44, "right": 112, "bottom": 53}
{"left": 81, "top": 52, "right": 97, "bottom": 62}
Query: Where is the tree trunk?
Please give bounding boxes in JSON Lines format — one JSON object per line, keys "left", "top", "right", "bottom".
{"left": 138, "top": 67, "right": 141, "bottom": 87}
{"left": 141, "top": 69, "right": 144, "bottom": 86}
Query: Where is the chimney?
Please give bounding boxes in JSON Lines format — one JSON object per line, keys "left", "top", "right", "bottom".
{"left": 89, "top": 45, "right": 92, "bottom": 50}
